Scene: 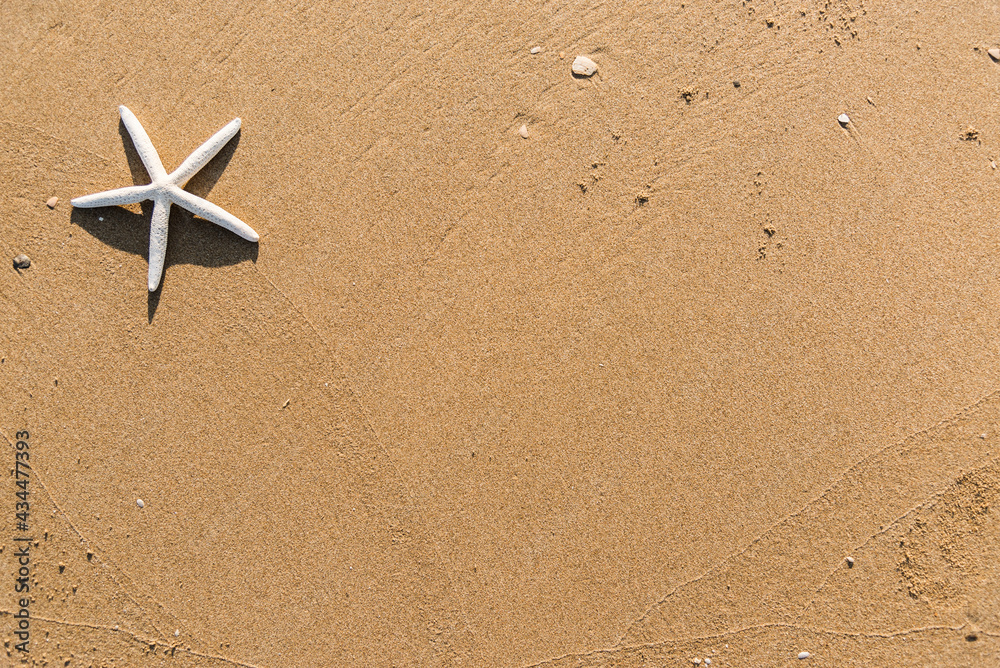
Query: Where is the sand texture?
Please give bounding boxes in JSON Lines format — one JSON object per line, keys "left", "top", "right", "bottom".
{"left": 2, "top": 0, "right": 1000, "bottom": 665}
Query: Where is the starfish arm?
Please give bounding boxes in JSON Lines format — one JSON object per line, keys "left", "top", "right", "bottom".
{"left": 119, "top": 106, "right": 168, "bottom": 182}
{"left": 147, "top": 197, "right": 171, "bottom": 292}
{"left": 71, "top": 184, "right": 153, "bottom": 208}
{"left": 168, "top": 186, "right": 259, "bottom": 242}
{"left": 167, "top": 118, "right": 241, "bottom": 188}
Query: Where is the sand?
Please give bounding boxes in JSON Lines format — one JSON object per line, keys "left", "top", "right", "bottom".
{"left": 2, "top": 0, "right": 999, "bottom": 665}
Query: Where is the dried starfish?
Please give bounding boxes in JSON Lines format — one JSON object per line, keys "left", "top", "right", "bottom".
{"left": 72, "top": 106, "right": 259, "bottom": 291}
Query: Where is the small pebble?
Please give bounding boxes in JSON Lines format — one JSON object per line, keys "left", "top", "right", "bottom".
{"left": 519, "top": 124, "right": 529, "bottom": 139}
{"left": 733, "top": 80, "right": 741, "bottom": 87}
{"left": 798, "top": 651, "right": 811, "bottom": 659}
{"left": 13, "top": 254, "right": 30, "bottom": 269}
{"left": 46, "top": 196, "right": 58, "bottom": 209}
{"left": 136, "top": 499, "right": 145, "bottom": 508}
{"left": 174, "top": 630, "right": 180, "bottom": 637}
{"left": 846, "top": 556, "right": 855, "bottom": 567}
{"left": 989, "top": 48, "right": 1000, "bottom": 61}
{"left": 692, "top": 659, "right": 701, "bottom": 666}
{"left": 705, "top": 660, "right": 712, "bottom": 666}
{"left": 572, "top": 55, "right": 598, "bottom": 76}
{"left": 530, "top": 46, "right": 542, "bottom": 54}
{"left": 838, "top": 113, "right": 850, "bottom": 126}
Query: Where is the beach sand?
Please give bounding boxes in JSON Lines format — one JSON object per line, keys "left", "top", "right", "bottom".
{"left": 2, "top": 0, "right": 999, "bottom": 665}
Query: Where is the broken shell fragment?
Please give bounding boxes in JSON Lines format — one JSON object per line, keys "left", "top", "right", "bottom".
{"left": 530, "top": 46, "right": 542, "bottom": 54}
{"left": 572, "top": 55, "right": 598, "bottom": 76}
{"left": 519, "top": 124, "right": 529, "bottom": 139}
{"left": 989, "top": 47, "right": 1000, "bottom": 61}
{"left": 13, "top": 254, "right": 30, "bottom": 269}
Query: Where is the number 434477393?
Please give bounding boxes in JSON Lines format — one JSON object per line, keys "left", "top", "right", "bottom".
{"left": 14, "top": 431, "right": 30, "bottom": 531}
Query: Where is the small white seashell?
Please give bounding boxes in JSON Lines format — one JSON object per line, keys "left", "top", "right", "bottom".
{"left": 519, "top": 124, "right": 529, "bottom": 139}
{"left": 572, "top": 55, "right": 598, "bottom": 76}
{"left": 798, "top": 651, "right": 811, "bottom": 659}
{"left": 530, "top": 46, "right": 542, "bottom": 54}
{"left": 837, "top": 113, "right": 850, "bottom": 126}
{"left": 136, "top": 499, "right": 145, "bottom": 508}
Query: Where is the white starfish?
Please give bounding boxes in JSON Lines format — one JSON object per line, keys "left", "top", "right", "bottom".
{"left": 72, "top": 105, "right": 259, "bottom": 291}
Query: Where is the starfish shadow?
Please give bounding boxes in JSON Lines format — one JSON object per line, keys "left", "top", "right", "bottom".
{"left": 70, "top": 118, "right": 258, "bottom": 322}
